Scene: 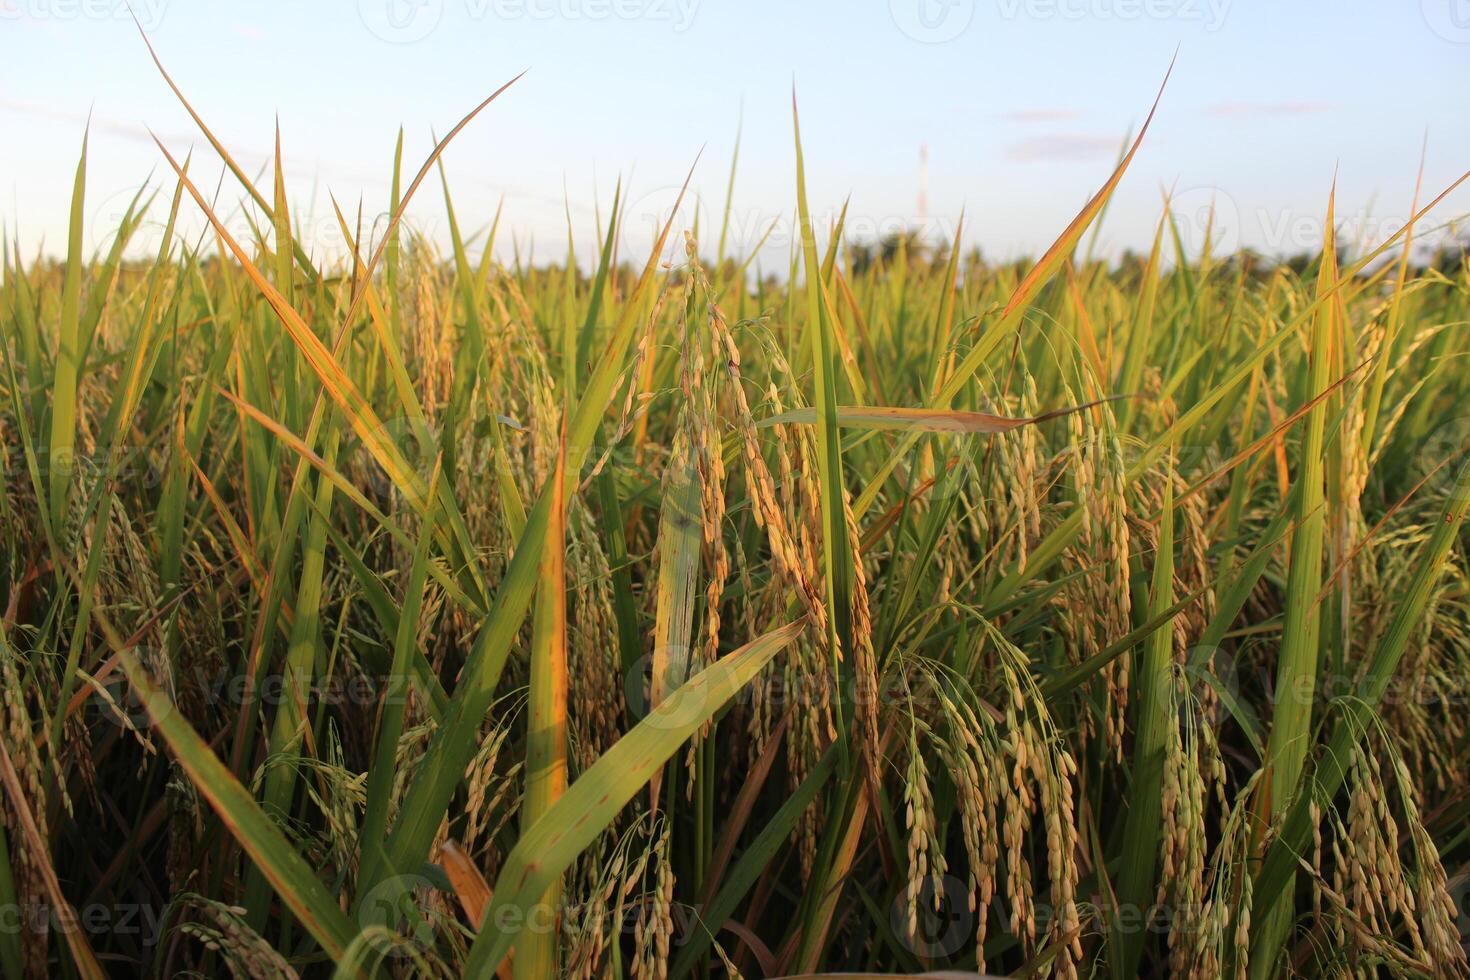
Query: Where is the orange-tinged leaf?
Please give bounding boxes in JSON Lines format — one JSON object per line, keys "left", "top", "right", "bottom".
{"left": 0, "top": 741, "right": 106, "bottom": 980}
{"left": 437, "top": 841, "right": 493, "bottom": 932}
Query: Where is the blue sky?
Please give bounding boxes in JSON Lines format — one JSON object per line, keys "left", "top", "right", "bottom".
{"left": 3, "top": 0, "right": 1468, "bottom": 268}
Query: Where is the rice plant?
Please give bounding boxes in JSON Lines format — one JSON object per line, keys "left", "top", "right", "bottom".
{"left": 2, "top": 44, "right": 1469, "bottom": 980}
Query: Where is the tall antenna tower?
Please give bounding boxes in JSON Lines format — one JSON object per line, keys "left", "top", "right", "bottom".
{"left": 917, "top": 143, "right": 930, "bottom": 232}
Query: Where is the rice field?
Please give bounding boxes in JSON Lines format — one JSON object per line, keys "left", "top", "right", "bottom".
{"left": 3, "top": 58, "right": 1470, "bottom": 980}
